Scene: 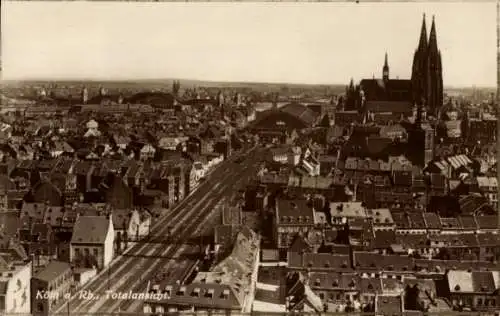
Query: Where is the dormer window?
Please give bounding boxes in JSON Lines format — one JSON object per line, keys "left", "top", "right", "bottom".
{"left": 341, "top": 261, "right": 348, "bottom": 269}
{"left": 191, "top": 288, "right": 200, "bottom": 297}
{"left": 221, "top": 289, "right": 230, "bottom": 299}
{"left": 314, "top": 278, "right": 321, "bottom": 286}
{"left": 152, "top": 284, "right": 160, "bottom": 293}
{"left": 205, "top": 289, "right": 214, "bottom": 298}
{"left": 332, "top": 280, "right": 339, "bottom": 287}
{"left": 176, "top": 286, "right": 186, "bottom": 296}
{"left": 164, "top": 285, "right": 172, "bottom": 296}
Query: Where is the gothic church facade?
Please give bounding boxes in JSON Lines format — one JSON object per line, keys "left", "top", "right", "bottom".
{"left": 345, "top": 14, "right": 444, "bottom": 116}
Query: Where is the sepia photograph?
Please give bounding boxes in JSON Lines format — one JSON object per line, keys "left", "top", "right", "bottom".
{"left": 0, "top": 1, "right": 498, "bottom": 315}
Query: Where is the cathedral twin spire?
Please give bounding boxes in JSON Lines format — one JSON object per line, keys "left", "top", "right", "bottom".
{"left": 411, "top": 13, "right": 443, "bottom": 115}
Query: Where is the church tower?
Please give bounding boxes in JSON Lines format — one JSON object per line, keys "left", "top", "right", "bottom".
{"left": 408, "top": 97, "right": 434, "bottom": 167}
{"left": 426, "top": 16, "right": 444, "bottom": 116}
{"left": 411, "top": 14, "right": 429, "bottom": 107}
{"left": 411, "top": 14, "right": 443, "bottom": 116}
{"left": 382, "top": 52, "right": 389, "bottom": 82}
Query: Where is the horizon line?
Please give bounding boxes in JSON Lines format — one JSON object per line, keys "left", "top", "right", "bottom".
{"left": 0, "top": 76, "right": 496, "bottom": 90}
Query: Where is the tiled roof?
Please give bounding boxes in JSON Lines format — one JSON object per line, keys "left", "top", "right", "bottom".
{"left": 475, "top": 215, "right": 498, "bottom": 230}
{"left": 279, "top": 103, "right": 319, "bottom": 126}
{"left": 148, "top": 283, "right": 242, "bottom": 310}
{"left": 42, "top": 206, "right": 65, "bottom": 227}
{"left": 422, "top": 213, "right": 441, "bottom": 230}
{"left": 329, "top": 202, "right": 367, "bottom": 219}
{"left": 21, "top": 202, "right": 47, "bottom": 222}
{"left": 34, "top": 261, "right": 71, "bottom": 283}
{"left": 276, "top": 200, "right": 315, "bottom": 226}
{"left": 288, "top": 234, "right": 312, "bottom": 254}
{"left": 0, "top": 211, "right": 21, "bottom": 238}
{"left": 457, "top": 215, "right": 478, "bottom": 230}
{"left": 391, "top": 212, "right": 425, "bottom": 230}
{"left": 448, "top": 270, "right": 497, "bottom": 294}
{"left": 439, "top": 217, "right": 462, "bottom": 230}
{"left": 290, "top": 253, "right": 352, "bottom": 272}
{"left": 376, "top": 295, "right": 402, "bottom": 315}
{"left": 309, "top": 272, "right": 382, "bottom": 293}
{"left": 367, "top": 208, "right": 393, "bottom": 225}
{"left": 429, "top": 234, "right": 479, "bottom": 248}
{"left": 477, "top": 233, "right": 500, "bottom": 246}
{"left": 353, "top": 252, "right": 414, "bottom": 272}
{"left": 395, "top": 234, "right": 429, "bottom": 250}
{"left": 71, "top": 215, "right": 110, "bottom": 244}
{"left": 372, "top": 230, "right": 397, "bottom": 249}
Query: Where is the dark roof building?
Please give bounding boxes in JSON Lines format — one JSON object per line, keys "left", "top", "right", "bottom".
{"left": 250, "top": 102, "right": 320, "bottom": 132}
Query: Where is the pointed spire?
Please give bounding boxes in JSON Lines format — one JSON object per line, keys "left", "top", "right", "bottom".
{"left": 428, "top": 15, "right": 438, "bottom": 53}
{"left": 418, "top": 13, "right": 428, "bottom": 51}
{"left": 383, "top": 52, "right": 389, "bottom": 80}
{"left": 348, "top": 78, "right": 354, "bottom": 92}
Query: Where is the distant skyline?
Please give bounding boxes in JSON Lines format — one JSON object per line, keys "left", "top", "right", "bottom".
{"left": 1, "top": 2, "right": 497, "bottom": 87}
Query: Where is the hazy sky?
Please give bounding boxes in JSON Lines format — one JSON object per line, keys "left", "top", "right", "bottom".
{"left": 1, "top": 2, "right": 497, "bottom": 87}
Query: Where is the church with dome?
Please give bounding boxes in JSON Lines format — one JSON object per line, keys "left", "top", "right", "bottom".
{"left": 344, "top": 14, "right": 444, "bottom": 119}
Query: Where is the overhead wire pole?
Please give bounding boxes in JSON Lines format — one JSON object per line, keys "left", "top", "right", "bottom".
{"left": 107, "top": 264, "right": 111, "bottom": 290}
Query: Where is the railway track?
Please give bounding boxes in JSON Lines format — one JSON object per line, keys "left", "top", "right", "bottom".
{"left": 105, "top": 156, "right": 259, "bottom": 313}
{"left": 59, "top": 147, "right": 261, "bottom": 314}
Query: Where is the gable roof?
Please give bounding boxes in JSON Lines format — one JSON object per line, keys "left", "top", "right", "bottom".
{"left": 280, "top": 103, "right": 319, "bottom": 126}
{"left": 71, "top": 215, "right": 111, "bottom": 244}
{"left": 288, "top": 234, "right": 312, "bottom": 254}
{"left": 34, "top": 261, "right": 71, "bottom": 283}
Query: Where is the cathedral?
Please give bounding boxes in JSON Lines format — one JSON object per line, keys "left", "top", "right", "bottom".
{"left": 345, "top": 14, "right": 444, "bottom": 116}
{"left": 411, "top": 14, "right": 444, "bottom": 115}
